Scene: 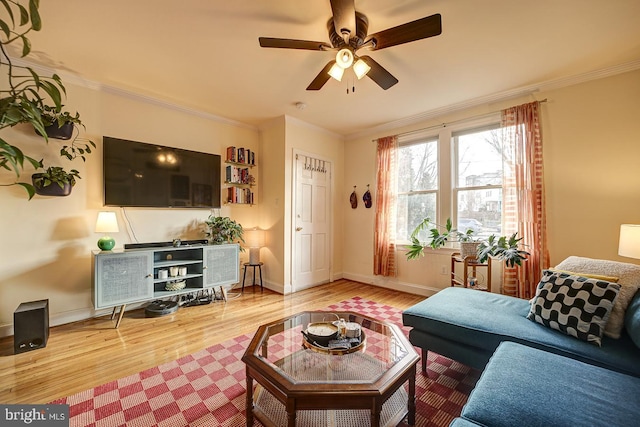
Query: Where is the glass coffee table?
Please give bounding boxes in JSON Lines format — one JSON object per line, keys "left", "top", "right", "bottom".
{"left": 242, "top": 311, "right": 419, "bottom": 427}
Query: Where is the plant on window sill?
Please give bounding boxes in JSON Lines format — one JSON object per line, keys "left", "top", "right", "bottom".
{"left": 405, "top": 217, "right": 529, "bottom": 267}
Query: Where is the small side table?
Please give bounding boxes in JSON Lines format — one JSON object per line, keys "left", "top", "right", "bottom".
{"left": 242, "top": 262, "right": 264, "bottom": 292}
{"left": 451, "top": 252, "right": 491, "bottom": 292}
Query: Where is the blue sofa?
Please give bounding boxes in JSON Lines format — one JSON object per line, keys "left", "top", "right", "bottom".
{"left": 402, "top": 256, "right": 640, "bottom": 426}
{"left": 450, "top": 341, "right": 640, "bottom": 427}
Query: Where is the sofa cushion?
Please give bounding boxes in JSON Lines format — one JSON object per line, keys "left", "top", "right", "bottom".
{"left": 527, "top": 270, "right": 620, "bottom": 346}
{"left": 555, "top": 256, "right": 640, "bottom": 339}
{"left": 461, "top": 342, "right": 640, "bottom": 427}
{"left": 625, "top": 290, "right": 640, "bottom": 348}
{"left": 402, "top": 287, "right": 640, "bottom": 377}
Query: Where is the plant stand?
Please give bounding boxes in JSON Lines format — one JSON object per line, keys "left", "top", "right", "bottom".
{"left": 451, "top": 252, "right": 491, "bottom": 292}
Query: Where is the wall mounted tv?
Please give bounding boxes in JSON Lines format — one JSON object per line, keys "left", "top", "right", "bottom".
{"left": 103, "top": 136, "right": 221, "bottom": 208}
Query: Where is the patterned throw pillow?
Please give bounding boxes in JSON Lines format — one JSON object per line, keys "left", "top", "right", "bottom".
{"left": 554, "top": 256, "right": 640, "bottom": 339}
{"left": 527, "top": 270, "right": 621, "bottom": 346}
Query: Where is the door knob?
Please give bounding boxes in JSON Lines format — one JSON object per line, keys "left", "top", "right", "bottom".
{"left": 296, "top": 227, "right": 302, "bottom": 231}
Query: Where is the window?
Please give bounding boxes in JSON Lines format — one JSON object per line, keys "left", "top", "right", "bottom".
{"left": 396, "top": 138, "right": 438, "bottom": 243}
{"left": 395, "top": 119, "right": 504, "bottom": 243}
{"left": 453, "top": 125, "right": 503, "bottom": 238}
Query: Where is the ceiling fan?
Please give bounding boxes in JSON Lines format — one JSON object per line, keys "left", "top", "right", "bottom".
{"left": 258, "top": 0, "right": 442, "bottom": 91}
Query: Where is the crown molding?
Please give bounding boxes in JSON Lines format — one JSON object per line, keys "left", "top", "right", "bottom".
{"left": 345, "top": 59, "right": 640, "bottom": 140}
{"left": 284, "top": 115, "right": 344, "bottom": 141}
{"left": 7, "top": 56, "right": 258, "bottom": 131}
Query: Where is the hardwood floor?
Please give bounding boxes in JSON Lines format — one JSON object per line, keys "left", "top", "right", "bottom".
{"left": 0, "top": 279, "right": 425, "bottom": 404}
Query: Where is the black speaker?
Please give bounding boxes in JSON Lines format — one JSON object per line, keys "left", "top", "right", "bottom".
{"left": 14, "top": 299, "right": 49, "bottom": 354}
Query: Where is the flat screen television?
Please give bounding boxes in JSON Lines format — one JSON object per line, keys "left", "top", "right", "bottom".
{"left": 103, "top": 136, "right": 221, "bottom": 208}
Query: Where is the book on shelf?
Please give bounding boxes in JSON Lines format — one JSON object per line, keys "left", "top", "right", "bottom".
{"left": 225, "top": 165, "right": 251, "bottom": 184}
{"left": 226, "top": 187, "right": 253, "bottom": 204}
{"left": 225, "top": 146, "right": 256, "bottom": 166}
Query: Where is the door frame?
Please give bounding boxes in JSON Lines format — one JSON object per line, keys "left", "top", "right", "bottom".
{"left": 290, "top": 148, "right": 334, "bottom": 292}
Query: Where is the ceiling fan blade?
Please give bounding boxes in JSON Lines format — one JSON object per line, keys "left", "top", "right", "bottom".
{"left": 307, "top": 61, "right": 336, "bottom": 91}
{"left": 259, "top": 37, "right": 331, "bottom": 51}
{"left": 360, "top": 56, "right": 398, "bottom": 90}
{"left": 365, "top": 13, "right": 442, "bottom": 51}
{"left": 330, "top": 0, "right": 356, "bottom": 40}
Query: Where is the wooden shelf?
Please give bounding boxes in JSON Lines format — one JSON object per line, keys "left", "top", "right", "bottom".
{"left": 451, "top": 252, "right": 491, "bottom": 292}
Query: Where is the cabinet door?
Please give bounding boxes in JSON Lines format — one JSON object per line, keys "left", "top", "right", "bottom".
{"left": 203, "top": 244, "right": 239, "bottom": 287}
{"left": 94, "top": 252, "right": 154, "bottom": 308}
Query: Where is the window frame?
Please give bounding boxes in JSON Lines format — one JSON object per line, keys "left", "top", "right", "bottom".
{"left": 452, "top": 123, "right": 503, "bottom": 233}
{"left": 395, "top": 113, "right": 502, "bottom": 245}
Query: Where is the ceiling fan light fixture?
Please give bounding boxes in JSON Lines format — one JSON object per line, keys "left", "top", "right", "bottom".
{"left": 328, "top": 63, "right": 345, "bottom": 81}
{"left": 335, "top": 48, "right": 354, "bottom": 69}
{"left": 353, "top": 58, "right": 371, "bottom": 79}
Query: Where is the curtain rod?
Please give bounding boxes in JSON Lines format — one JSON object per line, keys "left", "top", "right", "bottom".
{"left": 372, "top": 98, "right": 547, "bottom": 141}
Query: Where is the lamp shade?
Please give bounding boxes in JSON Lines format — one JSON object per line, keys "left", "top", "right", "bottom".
{"left": 95, "top": 212, "right": 119, "bottom": 233}
{"left": 618, "top": 224, "right": 640, "bottom": 259}
{"left": 353, "top": 58, "right": 371, "bottom": 79}
{"left": 328, "top": 63, "right": 345, "bottom": 81}
{"left": 245, "top": 228, "right": 265, "bottom": 248}
{"left": 335, "top": 48, "right": 354, "bottom": 69}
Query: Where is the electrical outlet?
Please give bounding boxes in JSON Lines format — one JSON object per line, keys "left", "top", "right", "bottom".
{"left": 440, "top": 266, "right": 447, "bottom": 275}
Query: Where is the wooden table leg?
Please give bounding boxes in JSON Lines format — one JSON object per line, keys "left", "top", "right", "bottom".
{"left": 245, "top": 372, "right": 254, "bottom": 426}
{"left": 421, "top": 348, "right": 428, "bottom": 374}
{"left": 286, "top": 399, "right": 296, "bottom": 427}
{"left": 370, "top": 399, "right": 381, "bottom": 427}
{"left": 408, "top": 364, "right": 417, "bottom": 425}
{"left": 114, "top": 304, "right": 126, "bottom": 328}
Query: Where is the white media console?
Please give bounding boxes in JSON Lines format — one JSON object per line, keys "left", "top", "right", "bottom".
{"left": 92, "top": 243, "right": 239, "bottom": 327}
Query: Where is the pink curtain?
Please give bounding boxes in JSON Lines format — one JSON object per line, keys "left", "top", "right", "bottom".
{"left": 501, "top": 101, "right": 549, "bottom": 298}
{"left": 373, "top": 135, "right": 398, "bottom": 276}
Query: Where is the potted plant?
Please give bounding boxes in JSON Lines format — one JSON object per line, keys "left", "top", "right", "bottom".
{"left": 31, "top": 166, "right": 80, "bottom": 197}
{"left": 204, "top": 215, "right": 245, "bottom": 245}
{"left": 406, "top": 217, "right": 528, "bottom": 267}
{"left": 39, "top": 106, "right": 82, "bottom": 140}
{"left": 39, "top": 105, "right": 95, "bottom": 162}
{"left": 0, "top": 0, "right": 93, "bottom": 199}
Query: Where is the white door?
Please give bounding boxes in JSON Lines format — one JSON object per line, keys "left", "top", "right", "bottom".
{"left": 293, "top": 153, "right": 331, "bottom": 290}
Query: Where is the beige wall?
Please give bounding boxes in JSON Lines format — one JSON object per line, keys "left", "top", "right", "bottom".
{"left": 257, "top": 117, "right": 345, "bottom": 293}
{"left": 342, "top": 69, "right": 640, "bottom": 296}
{"left": 258, "top": 117, "right": 286, "bottom": 290}
{"left": 0, "top": 79, "right": 259, "bottom": 335}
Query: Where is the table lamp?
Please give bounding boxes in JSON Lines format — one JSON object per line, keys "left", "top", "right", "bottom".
{"left": 618, "top": 224, "right": 640, "bottom": 259}
{"left": 95, "top": 211, "right": 119, "bottom": 251}
{"left": 245, "top": 228, "right": 265, "bottom": 264}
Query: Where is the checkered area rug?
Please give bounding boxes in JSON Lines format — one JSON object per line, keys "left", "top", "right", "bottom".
{"left": 50, "top": 297, "right": 480, "bottom": 426}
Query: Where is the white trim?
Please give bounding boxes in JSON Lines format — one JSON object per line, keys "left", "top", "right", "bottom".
{"left": 284, "top": 115, "right": 344, "bottom": 140}
{"left": 8, "top": 56, "right": 257, "bottom": 131}
{"left": 342, "top": 272, "right": 440, "bottom": 298}
{"left": 346, "top": 59, "right": 640, "bottom": 140}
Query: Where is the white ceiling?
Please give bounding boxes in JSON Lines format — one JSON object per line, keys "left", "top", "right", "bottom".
{"left": 20, "top": 0, "right": 640, "bottom": 138}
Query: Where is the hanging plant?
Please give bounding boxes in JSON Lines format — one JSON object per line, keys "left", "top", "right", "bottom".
{"left": 31, "top": 166, "right": 80, "bottom": 197}
{"left": 0, "top": 0, "right": 94, "bottom": 199}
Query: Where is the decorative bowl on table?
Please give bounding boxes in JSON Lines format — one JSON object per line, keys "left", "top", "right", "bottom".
{"left": 302, "top": 322, "right": 338, "bottom": 347}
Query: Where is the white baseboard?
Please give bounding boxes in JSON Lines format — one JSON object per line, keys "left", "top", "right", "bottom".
{"left": 342, "top": 272, "right": 439, "bottom": 297}
{"left": 0, "top": 274, "right": 433, "bottom": 339}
